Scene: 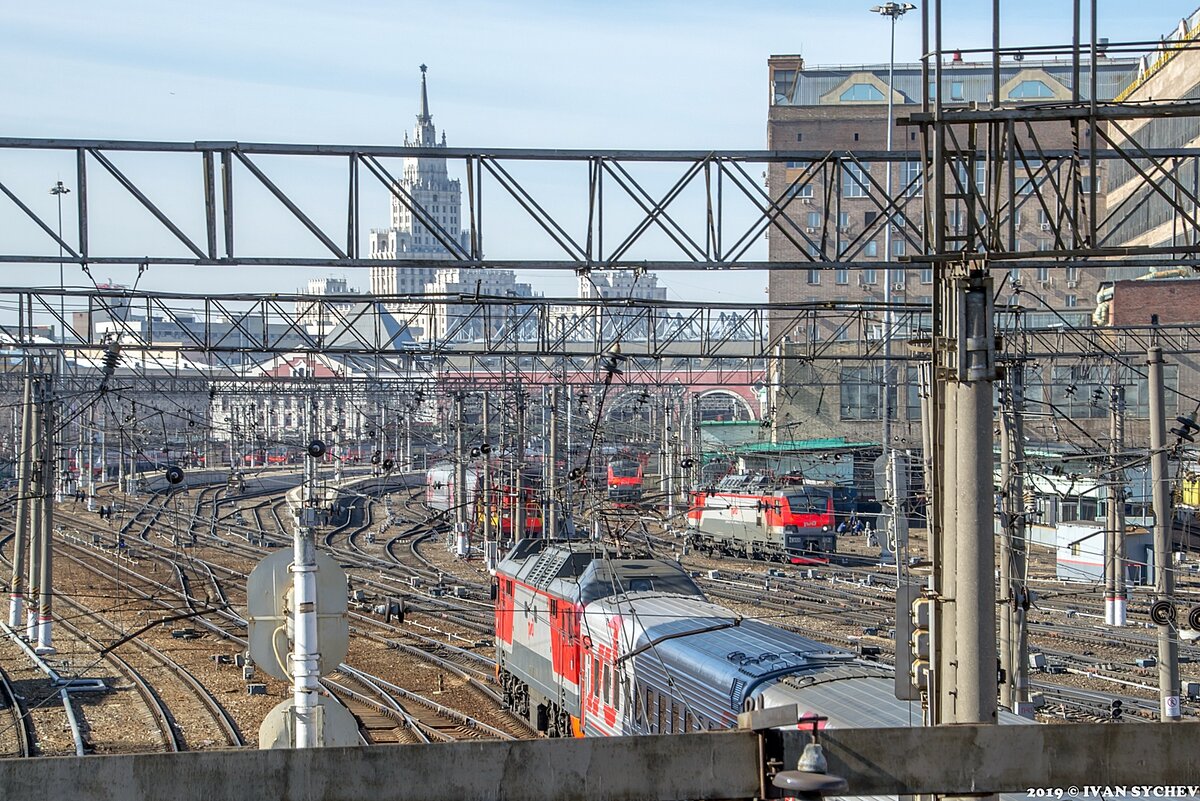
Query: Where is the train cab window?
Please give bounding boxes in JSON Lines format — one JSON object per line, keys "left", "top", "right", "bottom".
{"left": 602, "top": 665, "right": 611, "bottom": 705}
{"left": 592, "top": 658, "right": 601, "bottom": 698}
{"left": 629, "top": 578, "right": 652, "bottom": 592}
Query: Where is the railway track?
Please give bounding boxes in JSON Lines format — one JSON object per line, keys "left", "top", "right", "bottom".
{"left": 0, "top": 665, "right": 33, "bottom": 757}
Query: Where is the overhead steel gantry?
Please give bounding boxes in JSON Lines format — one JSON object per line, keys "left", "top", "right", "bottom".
{"left": 2, "top": 136, "right": 1200, "bottom": 273}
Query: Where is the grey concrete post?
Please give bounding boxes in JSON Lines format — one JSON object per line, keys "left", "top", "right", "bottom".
{"left": 1148, "top": 345, "right": 1180, "bottom": 721}
{"left": 953, "top": 278, "right": 998, "bottom": 729}
{"left": 7, "top": 372, "right": 32, "bottom": 629}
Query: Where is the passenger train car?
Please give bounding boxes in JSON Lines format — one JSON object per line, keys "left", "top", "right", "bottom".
{"left": 494, "top": 541, "right": 1012, "bottom": 741}
{"left": 686, "top": 473, "right": 836, "bottom": 562}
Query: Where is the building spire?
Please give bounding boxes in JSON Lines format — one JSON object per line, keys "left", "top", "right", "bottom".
{"left": 418, "top": 64, "right": 431, "bottom": 124}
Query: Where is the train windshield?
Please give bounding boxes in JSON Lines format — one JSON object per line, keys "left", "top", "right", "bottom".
{"left": 786, "top": 490, "right": 832, "bottom": 514}
{"left": 610, "top": 460, "right": 641, "bottom": 478}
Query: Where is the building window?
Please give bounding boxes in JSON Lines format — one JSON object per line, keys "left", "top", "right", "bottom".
{"left": 864, "top": 241, "right": 878, "bottom": 257}
{"left": 839, "top": 83, "right": 885, "bottom": 102}
{"left": 1066, "top": 266, "right": 1079, "bottom": 282}
{"left": 950, "top": 81, "right": 965, "bottom": 100}
{"left": 920, "top": 268, "right": 933, "bottom": 284}
{"left": 838, "top": 212, "right": 850, "bottom": 229}
{"left": 807, "top": 269, "right": 820, "bottom": 285}
{"left": 862, "top": 268, "right": 878, "bottom": 284}
{"left": 843, "top": 163, "right": 871, "bottom": 198}
{"left": 1066, "top": 295, "right": 1078, "bottom": 308}
{"left": 1010, "top": 80, "right": 1055, "bottom": 99}
{"left": 1037, "top": 239, "right": 1053, "bottom": 251}
{"left": 786, "top": 183, "right": 814, "bottom": 199}
{"left": 841, "top": 366, "right": 882, "bottom": 420}
{"left": 893, "top": 239, "right": 906, "bottom": 257}
{"left": 786, "top": 160, "right": 807, "bottom": 169}
{"left": 836, "top": 268, "right": 849, "bottom": 285}
{"left": 1008, "top": 267, "right": 1021, "bottom": 283}
{"left": 1036, "top": 266, "right": 1050, "bottom": 282}
{"left": 807, "top": 211, "right": 821, "bottom": 228}
{"left": 902, "top": 161, "right": 923, "bottom": 197}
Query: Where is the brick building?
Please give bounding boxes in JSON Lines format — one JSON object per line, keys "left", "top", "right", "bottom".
{"left": 766, "top": 54, "right": 1141, "bottom": 446}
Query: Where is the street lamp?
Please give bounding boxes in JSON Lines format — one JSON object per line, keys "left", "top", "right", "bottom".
{"left": 49, "top": 181, "right": 70, "bottom": 337}
{"left": 870, "top": 1, "right": 914, "bottom": 567}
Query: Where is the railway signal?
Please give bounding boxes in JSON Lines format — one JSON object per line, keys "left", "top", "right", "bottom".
{"left": 910, "top": 597, "right": 932, "bottom": 692}
{"left": 1110, "top": 699, "right": 1123, "bottom": 720}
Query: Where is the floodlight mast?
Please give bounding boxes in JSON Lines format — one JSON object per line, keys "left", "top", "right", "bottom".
{"left": 870, "top": 1, "right": 915, "bottom": 571}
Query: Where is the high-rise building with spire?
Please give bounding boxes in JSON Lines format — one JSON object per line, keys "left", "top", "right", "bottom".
{"left": 369, "top": 66, "right": 534, "bottom": 341}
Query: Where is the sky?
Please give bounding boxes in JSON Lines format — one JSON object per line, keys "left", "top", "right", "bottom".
{"left": 0, "top": 0, "right": 1193, "bottom": 306}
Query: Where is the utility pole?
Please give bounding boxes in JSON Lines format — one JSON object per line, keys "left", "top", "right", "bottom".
{"left": 1106, "top": 383, "right": 1127, "bottom": 627}
{"left": 1148, "top": 343, "right": 1181, "bottom": 721}
{"left": 293, "top": 397, "right": 322, "bottom": 746}
{"left": 7, "top": 370, "right": 32, "bottom": 629}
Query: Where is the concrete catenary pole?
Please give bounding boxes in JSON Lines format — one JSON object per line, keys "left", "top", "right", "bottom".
{"left": 35, "top": 379, "right": 55, "bottom": 654}
{"left": 952, "top": 276, "right": 997, "bottom": 729}
{"left": 292, "top": 396, "right": 322, "bottom": 746}
{"left": 1108, "top": 383, "right": 1118, "bottom": 623}
{"left": 514, "top": 384, "right": 526, "bottom": 541}
{"left": 1147, "top": 344, "right": 1180, "bottom": 721}
{"left": 482, "top": 394, "right": 493, "bottom": 551}
{"left": 25, "top": 382, "right": 43, "bottom": 641}
{"left": 1106, "top": 383, "right": 1127, "bottom": 627}
{"left": 547, "top": 386, "right": 558, "bottom": 540}
{"left": 454, "top": 392, "right": 467, "bottom": 553}
{"left": 7, "top": 371, "right": 33, "bottom": 629}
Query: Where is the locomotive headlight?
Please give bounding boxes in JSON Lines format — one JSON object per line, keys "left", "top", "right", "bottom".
{"left": 822, "top": 525, "right": 830, "bottom": 532}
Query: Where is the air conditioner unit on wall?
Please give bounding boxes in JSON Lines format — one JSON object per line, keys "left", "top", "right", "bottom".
{"left": 1067, "top": 280, "right": 1079, "bottom": 288}
{"left": 805, "top": 227, "right": 816, "bottom": 233}
{"left": 1040, "top": 222, "right": 1052, "bottom": 230}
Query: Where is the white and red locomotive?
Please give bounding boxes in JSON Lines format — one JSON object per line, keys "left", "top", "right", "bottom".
{"left": 687, "top": 474, "right": 837, "bottom": 562}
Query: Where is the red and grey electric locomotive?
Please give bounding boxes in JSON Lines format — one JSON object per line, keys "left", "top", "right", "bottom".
{"left": 686, "top": 473, "right": 836, "bottom": 562}
{"left": 606, "top": 457, "right": 644, "bottom": 504}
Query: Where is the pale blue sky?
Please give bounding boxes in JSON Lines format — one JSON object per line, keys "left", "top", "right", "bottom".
{"left": 0, "top": 0, "right": 1191, "bottom": 303}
